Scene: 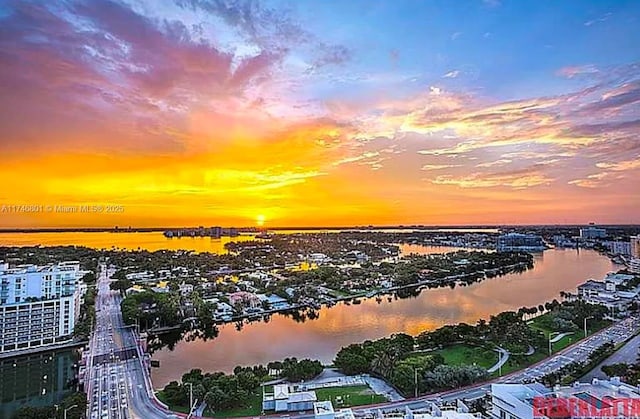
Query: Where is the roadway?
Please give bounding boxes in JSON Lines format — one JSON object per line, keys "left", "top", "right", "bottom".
{"left": 581, "top": 331, "right": 640, "bottom": 382}
{"left": 85, "top": 264, "right": 176, "bottom": 419}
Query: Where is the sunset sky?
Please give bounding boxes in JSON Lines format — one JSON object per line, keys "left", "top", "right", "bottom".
{"left": 1, "top": 0, "right": 639, "bottom": 228}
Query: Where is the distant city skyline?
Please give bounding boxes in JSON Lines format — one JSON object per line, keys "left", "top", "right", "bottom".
{"left": 1, "top": 0, "right": 639, "bottom": 228}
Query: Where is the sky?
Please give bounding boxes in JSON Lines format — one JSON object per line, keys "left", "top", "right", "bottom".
{"left": 0, "top": 0, "right": 639, "bottom": 228}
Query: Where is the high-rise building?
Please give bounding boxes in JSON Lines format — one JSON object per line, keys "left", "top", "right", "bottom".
{"left": 579, "top": 223, "right": 607, "bottom": 239}
{"left": 0, "top": 261, "right": 86, "bottom": 353}
{"left": 210, "top": 226, "right": 222, "bottom": 238}
{"left": 606, "top": 241, "right": 631, "bottom": 256}
{"left": 496, "top": 233, "right": 546, "bottom": 252}
{"left": 630, "top": 235, "right": 640, "bottom": 258}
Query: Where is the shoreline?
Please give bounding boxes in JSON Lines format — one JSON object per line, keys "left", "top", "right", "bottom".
{"left": 146, "top": 260, "right": 532, "bottom": 335}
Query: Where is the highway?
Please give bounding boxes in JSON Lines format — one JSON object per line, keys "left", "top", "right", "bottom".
{"left": 85, "top": 264, "right": 176, "bottom": 419}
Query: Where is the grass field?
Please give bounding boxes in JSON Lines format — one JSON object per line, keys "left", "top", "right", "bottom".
{"left": 435, "top": 343, "right": 498, "bottom": 369}
{"left": 315, "top": 385, "right": 387, "bottom": 407}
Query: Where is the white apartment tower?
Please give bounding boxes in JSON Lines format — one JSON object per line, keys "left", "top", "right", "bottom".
{"left": 0, "top": 261, "right": 86, "bottom": 352}
{"left": 630, "top": 236, "right": 640, "bottom": 274}
{"left": 630, "top": 235, "right": 640, "bottom": 258}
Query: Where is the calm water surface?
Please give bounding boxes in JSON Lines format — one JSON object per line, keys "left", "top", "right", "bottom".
{"left": 0, "top": 231, "right": 255, "bottom": 253}
{"left": 150, "top": 247, "right": 617, "bottom": 387}
{"left": 0, "top": 228, "right": 497, "bottom": 254}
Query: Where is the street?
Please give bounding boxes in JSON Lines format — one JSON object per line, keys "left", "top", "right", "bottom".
{"left": 85, "top": 264, "right": 176, "bottom": 419}
{"left": 581, "top": 331, "right": 640, "bottom": 382}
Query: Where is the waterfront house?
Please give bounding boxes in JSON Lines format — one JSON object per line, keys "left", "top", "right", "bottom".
{"left": 256, "top": 294, "right": 290, "bottom": 310}
{"left": 228, "top": 291, "right": 261, "bottom": 309}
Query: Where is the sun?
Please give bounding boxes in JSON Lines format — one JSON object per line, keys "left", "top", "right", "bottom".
{"left": 256, "top": 214, "right": 266, "bottom": 226}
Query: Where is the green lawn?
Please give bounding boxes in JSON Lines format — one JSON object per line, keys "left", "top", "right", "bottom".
{"left": 551, "top": 334, "right": 578, "bottom": 352}
{"left": 315, "top": 385, "right": 387, "bottom": 407}
{"left": 494, "top": 350, "right": 547, "bottom": 376}
{"left": 435, "top": 344, "right": 498, "bottom": 369}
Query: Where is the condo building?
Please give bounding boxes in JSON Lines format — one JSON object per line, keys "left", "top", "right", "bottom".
{"left": 0, "top": 261, "right": 87, "bottom": 353}
{"left": 630, "top": 235, "right": 640, "bottom": 258}
{"left": 496, "top": 233, "right": 546, "bottom": 252}
{"left": 579, "top": 224, "right": 607, "bottom": 239}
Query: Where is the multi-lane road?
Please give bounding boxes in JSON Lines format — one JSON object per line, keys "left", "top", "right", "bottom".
{"left": 581, "top": 331, "right": 640, "bottom": 382}
{"left": 85, "top": 264, "right": 175, "bottom": 419}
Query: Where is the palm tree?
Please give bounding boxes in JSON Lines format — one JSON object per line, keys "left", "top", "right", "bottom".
{"left": 371, "top": 346, "right": 400, "bottom": 378}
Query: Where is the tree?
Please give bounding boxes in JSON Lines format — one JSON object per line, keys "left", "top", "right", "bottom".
{"left": 81, "top": 272, "right": 96, "bottom": 283}
{"left": 110, "top": 278, "right": 132, "bottom": 294}
{"left": 12, "top": 407, "right": 55, "bottom": 419}
{"left": 390, "top": 363, "right": 417, "bottom": 395}
{"left": 370, "top": 346, "right": 399, "bottom": 378}
{"left": 204, "top": 387, "right": 228, "bottom": 412}
{"left": 334, "top": 345, "right": 370, "bottom": 375}
{"left": 11, "top": 392, "right": 86, "bottom": 419}
{"left": 162, "top": 381, "right": 188, "bottom": 406}
{"left": 422, "top": 365, "right": 488, "bottom": 392}
{"left": 236, "top": 371, "right": 259, "bottom": 391}
{"left": 601, "top": 363, "right": 629, "bottom": 378}
{"left": 389, "top": 333, "right": 415, "bottom": 356}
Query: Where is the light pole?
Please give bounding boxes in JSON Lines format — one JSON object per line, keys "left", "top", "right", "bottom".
{"left": 548, "top": 331, "right": 560, "bottom": 355}
{"left": 64, "top": 404, "right": 78, "bottom": 419}
{"left": 584, "top": 316, "right": 594, "bottom": 338}
{"left": 413, "top": 367, "right": 422, "bottom": 398}
{"left": 185, "top": 382, "right": 193, "bottom": 418}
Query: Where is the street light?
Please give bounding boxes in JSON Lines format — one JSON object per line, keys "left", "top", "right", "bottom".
{"left": 413, "top": 367, "right": 422, "bottom": 398}
{"left": 185, "top": 382, "right": 193, "bottom": 418}
{"left": 584, "top": 316, "right": 594, "bottom": 338}
{"left": 64, "top": 404, "right": 78, "bottom": 419}
{"left": 548, "top": 331, "right": 561, "bottom": 355}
